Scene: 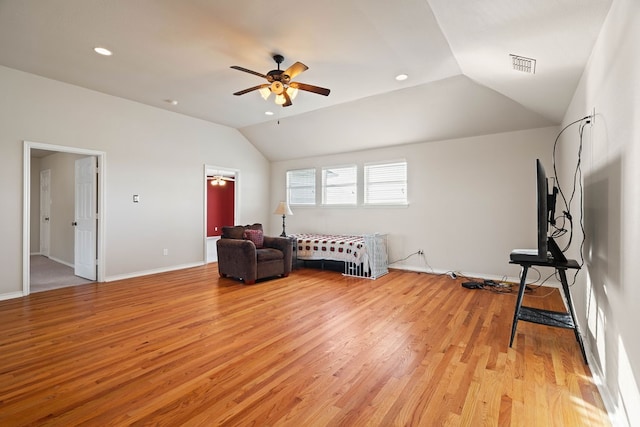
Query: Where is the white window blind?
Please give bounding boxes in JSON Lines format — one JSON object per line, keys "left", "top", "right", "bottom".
{"left": 364, "top": 161, "right": 408, "bottom": 205}
{"left": 287, "top": 168, "right": 316, "bottom": 205}
{"left": 322, "top": 165, "right": 357, "bottom": 205}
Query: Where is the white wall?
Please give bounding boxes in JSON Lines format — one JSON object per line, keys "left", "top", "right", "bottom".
{"left": 0, "top": 65, "right": 270, "bottom": 298}
{"left": 271, "top": 126, "right": 558, "bottom": 280}
{"left": 559, "top": 0, "right": 640, "bottom": 424}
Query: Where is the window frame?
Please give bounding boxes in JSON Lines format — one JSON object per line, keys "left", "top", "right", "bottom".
{"left": 321, "top": 164, "right": 358, "bottom": 206}
{"left": 363, "top": 160, "right": 408, "bottom": 206}
{"left": 286, "top": 168, "right": 317, "bottom": 206}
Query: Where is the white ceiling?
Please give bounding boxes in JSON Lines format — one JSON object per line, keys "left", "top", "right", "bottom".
{"left": 0, "top": 0, "right": 612, "bottom": 161}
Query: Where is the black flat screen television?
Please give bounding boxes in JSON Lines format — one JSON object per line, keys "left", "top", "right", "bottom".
{"left": 511, "top": 159, "right": 566, "bottom": 263}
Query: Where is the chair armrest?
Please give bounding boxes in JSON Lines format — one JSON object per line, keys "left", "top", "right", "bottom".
{"left": 263, "top": 236, "right": 289, "bottom": 252}
{"left": 217, "top": 238, "right": 256, "bottom": 261}
{"left": 263, "top": 236, "right": 292, "bottom": 275}
{"left": 216, "top": 238, "right": 257, "bottom": 281}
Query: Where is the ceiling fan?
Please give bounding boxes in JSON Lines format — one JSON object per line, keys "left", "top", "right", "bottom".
{"left": 231, "top": 54, "right": 330, "bottom": 107}
{"left": 207, "top": 175, "right": 234, "bottom": 186}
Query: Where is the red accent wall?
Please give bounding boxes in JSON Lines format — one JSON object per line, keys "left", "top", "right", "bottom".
{"left": 207, "top": 181, "right": 234, "bottom": 236}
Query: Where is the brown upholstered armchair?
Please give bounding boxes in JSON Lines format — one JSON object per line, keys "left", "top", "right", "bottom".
{"left": 216, "top": 223, "right": 292, "bottom": 285}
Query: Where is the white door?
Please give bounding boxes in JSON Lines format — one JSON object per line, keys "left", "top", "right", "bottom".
{"left": 39, "top": 169, "right": 51, "bottom": 256}
{"left": 74, "top": 156, "right": 97, "bottom": 280}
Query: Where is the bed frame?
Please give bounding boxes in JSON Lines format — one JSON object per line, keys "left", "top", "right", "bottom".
{"left": 293, "top": 233, "right": 389, "bottom": 279}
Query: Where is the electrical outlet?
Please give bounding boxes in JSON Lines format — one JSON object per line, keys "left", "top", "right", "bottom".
{"left": 418, "top": 249, "right": 424, "bottom": 255}
{"left": 163, "top": 248, "right": 168, "bottom": 256}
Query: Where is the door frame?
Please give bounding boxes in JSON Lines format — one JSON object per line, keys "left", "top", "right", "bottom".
{"left": 23, "top": 141, "right": 106, "bottom": 296}
{"left": 39, "top": 168, "right": 51, "bottom": 257}
{"left": 203, "top": 164, "right": 238, "bottom": 263}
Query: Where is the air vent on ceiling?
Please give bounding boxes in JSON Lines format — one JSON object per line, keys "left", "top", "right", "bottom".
{"left": 510, "top": 54, "right": 536, "bottom": 74}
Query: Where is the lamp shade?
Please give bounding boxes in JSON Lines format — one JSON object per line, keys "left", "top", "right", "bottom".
{"left": 273, "top": 201, "right": 293, "bottom": 216}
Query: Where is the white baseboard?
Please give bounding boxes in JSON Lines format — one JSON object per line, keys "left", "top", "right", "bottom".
{"left": 0, "top": 291, "right": 25, "bottom": 301}
{"left": 388, "top": 264, "right": 519, "bottom": 284}
{"left": 587, "top": 350, "right": 629, "bottom": 427}
{"left": 388, "top": 264, "right": 562, "bottom": 289}
{"left": 105, "top": 262, "right": 205, "bottom": 283}
{"left": 48, "top": 256, "right": 74, "bottom": 269}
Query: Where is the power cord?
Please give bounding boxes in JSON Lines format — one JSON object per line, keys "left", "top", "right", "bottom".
{"left": 389, "top": 250, "right": 436, "bottom": 274}
{"left": 389, "top": 251, "right": 421, "bottom": 264}
{"left": 551, "top": 114, "right": 590, "bottom": 261}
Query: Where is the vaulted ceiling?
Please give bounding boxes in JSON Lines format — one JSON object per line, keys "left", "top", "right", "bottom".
{"left": 0, "top": 0, "right": 612, "bottom": 161}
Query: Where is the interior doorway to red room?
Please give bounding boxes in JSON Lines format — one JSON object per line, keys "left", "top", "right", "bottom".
{"left": 204, "top": 167, "right": 237, "bottom": 263}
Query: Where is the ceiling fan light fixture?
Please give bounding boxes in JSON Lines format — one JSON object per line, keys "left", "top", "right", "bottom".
{"left": 231, "top": 55, "right": 330, "bottom": 107}
{"left": 259, "top": 87, "right": 271, "bottom": 100}
{"left": 270, "top": 81, "right": 284, "bottom": 95}
{"left": 285, "top": 86, "right": 298, "bottom": 100}
{"left": 209, "top": 175, "right": 227, "bottom": 186}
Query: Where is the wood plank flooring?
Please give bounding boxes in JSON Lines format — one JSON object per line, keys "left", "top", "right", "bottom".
{"left": 0, "top": 265, "right": 610, "bottom": 426}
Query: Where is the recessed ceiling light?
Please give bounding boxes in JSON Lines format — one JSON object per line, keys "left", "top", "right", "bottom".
{"left": 265, "top": 111, "right": 274, "bottom": 116}
{"left": 164, "top": 99, "right": 178, "bottom": 106}
{"left": 93, "top": 47, "right": 113, "bottom": 56}
{"left": 395, "top": 74, "right": 408, "bottom": 81}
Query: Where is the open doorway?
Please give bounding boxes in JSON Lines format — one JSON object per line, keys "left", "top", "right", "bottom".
{"left": 23, "top": 141, "right": 106, "bottom": 295}
{"left": 204, "top": 165, "right": 238, "bottom": 263}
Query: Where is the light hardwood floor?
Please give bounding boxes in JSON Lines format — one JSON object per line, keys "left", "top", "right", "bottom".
{"left": 0, "top": 265, "right": 610, "bottom": 426}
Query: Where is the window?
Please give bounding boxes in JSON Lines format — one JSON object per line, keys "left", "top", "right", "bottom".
{"left": 286, "top": 168, "right": 316, "bottom": 205}
{"left": 364, "top": 161, "right": 408, "bottom": 205}
{"left": 322, "top": 165, "right": 357, "bottom": 205}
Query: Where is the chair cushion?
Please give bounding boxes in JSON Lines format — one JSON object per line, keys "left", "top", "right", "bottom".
{"left": 244, "top": 229, "right": 264, "bottom": 248}
{"left": 256, "top": 248, "right": 284, "bottom": 262}
{"left": 222, "top": 226, "right": 245, "bottom": 239}
{"left": 221, "top": 223, "right": 264, "bottom": 240}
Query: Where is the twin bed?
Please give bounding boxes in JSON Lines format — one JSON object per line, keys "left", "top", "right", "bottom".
{"left": 291, "top": 233, "right": 389, "bottom": 279}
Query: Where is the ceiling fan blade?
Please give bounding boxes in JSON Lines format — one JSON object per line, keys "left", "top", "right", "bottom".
{"left": 282, "top": 90, "right": 293, "bottom": 107}
{"left": 233, "top": 84, "right": 269, "bottom": 96}
{"left": 230, "top": 65, "right": 268, "bottom": 80}
{"left": 283, "top": 62, "right": 308, "bottom": 80}
{"left": 289, "top": 82, "right": 331, "bottom": 96}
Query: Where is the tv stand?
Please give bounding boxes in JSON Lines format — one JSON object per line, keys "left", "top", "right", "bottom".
{"left": 509, "top": 257, "right": 587, "bottom": 364}
{"left": 547, "top": 237, "right": 566, "bottom": 262}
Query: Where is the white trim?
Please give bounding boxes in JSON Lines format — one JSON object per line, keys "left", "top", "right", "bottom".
{"left": 0, "top": 292, "right": 25, "bottom": 302}
{"left": 105, "top": 262, "right": 204, "bottom": 283}
{"left": 588, "top": 351, "right": 628, "bottom": 427}
{"left": 387, "top": 264, "right": 562, "bottom": 288}
{"left": 23, "top": 143, "right": 30, "bottom": 297}
{"left": 47, "top": 256, "right": 75, "bottom": 269}
{"left": 23, "top": 141, "right": 107, "bottom": 296}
